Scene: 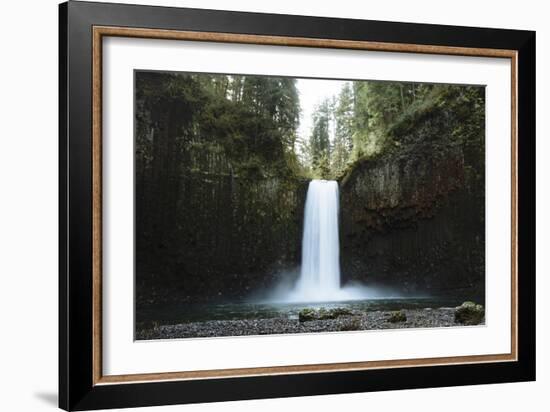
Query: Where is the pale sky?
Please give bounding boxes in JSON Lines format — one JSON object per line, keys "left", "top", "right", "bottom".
{"left": 296, "top": 78, "right": 350, "bottom": 151}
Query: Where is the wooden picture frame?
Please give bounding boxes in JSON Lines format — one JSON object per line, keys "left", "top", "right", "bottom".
{"left": 59, "top": 1, "right": 535, "bottom": 410}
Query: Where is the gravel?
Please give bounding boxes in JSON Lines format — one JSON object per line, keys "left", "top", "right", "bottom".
{"left": 136, "top": 307, "right": 481, "bottom": 340}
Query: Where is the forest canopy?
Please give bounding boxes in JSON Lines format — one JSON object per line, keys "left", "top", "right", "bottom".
{"left": 136, "top": 71, "right": 484, "bottom": 181}
{"left": 136, "top": 72, "right": 484, "bottom": 183}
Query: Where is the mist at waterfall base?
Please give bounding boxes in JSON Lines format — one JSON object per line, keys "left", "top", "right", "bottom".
{"left": 263, "top": 179, "right": 400, "bottom": 304}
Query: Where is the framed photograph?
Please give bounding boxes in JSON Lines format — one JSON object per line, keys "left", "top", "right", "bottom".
{"left": 59, "top": 1, "right": 535, "bottom": 410}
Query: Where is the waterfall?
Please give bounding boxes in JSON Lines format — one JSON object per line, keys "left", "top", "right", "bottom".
{"left": 289, "top": 180, "right": 343, "bottom": 302}
{"left": 265, "top": 179, "right": 391, "bottom": 303}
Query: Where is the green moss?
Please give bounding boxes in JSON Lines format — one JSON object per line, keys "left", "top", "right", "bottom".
{"left": 326, "top": 307, "right": 353, "bottom": 318}
{"left": 298, "top": 308, "right": 317, "bottom": 322}
{"left": 387, "top": 310, "right": 407, "bottom": 323}
{"left": 455, "top": 301, "right": 484, "bottom": 325}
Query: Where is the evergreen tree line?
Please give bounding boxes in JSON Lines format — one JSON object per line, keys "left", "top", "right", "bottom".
{"left": 301, "top": 81, "right": 484, "bottom": 179}
{"left": 136, "top": 71, "right": 484, "bottom": 184}
{"left": 136, "top": 71, "right": 301, "bottom": 182}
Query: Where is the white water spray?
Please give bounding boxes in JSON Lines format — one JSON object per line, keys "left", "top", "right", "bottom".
{"left": 279, "top": 180, "right": 365, "bottom": 302}
{"left": 294, "top": 180, "right": 341, "bottom": 300}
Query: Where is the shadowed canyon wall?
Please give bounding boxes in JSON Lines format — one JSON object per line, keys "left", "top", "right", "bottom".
{"left": 339, "top": 93, "right": 485, "bottom": 299}
{"left": 136, "top": 144, "right": 308, "bottom": 305}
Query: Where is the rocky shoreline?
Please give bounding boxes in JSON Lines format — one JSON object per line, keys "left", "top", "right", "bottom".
{"left": 136, "top": 304, "right": 485, "bottom": 340}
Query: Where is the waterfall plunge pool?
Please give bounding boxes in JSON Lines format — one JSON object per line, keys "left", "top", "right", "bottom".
{"left": 136, "top": 296, "right": 469, "bottom": 325}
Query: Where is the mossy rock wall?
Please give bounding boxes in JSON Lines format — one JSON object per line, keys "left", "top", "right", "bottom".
{"left": 339, "top": 107, "right": 485, "bottom": 298}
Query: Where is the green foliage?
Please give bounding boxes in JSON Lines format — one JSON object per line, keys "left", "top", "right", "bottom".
{"left": 308, "top": 98, "right": 333, "bottom": 177}
{"left": 332, "top": 83, "right": 354, "bottom": 175}
{"left": 388, "top": 84, "right": 485, "bottom": 142}
{"left": 295, "top": 80, "right": 480, "bottom": 179}
{"left": 325, "top": 82, "right": 484, "bottom": 179}
{"left": 135, "top": 70, "right": 484, "bottom": 184}
{"left": 136, "top": 71, "right": 301, "bottom": 179}
{"left": 349, "top": 82, "right": 436, "bottom": 160}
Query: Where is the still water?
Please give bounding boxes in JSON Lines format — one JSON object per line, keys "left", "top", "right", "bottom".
{"left": 137, "top": 297, "right": 468, "bottom": 326}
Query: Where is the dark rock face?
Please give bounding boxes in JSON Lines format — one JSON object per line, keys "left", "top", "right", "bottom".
{"left": 136, "top": 146, "right": 309, "bottom": 306}
{"left": 339, "top": 111, "right": 485, "bottom": 300}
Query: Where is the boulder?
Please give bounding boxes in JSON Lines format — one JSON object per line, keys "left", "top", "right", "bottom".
{"left": 387, "top": 310, "right": 407, "bottom": 323}
{"left": 298, "top": 307, "right": 353, "bottom": 322}
{"left": 454, "top": 301, "right": 484, "bottom": 325}
{"left": 298, "top": 308, "right": 317, "bottom": 322}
